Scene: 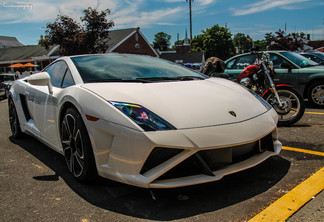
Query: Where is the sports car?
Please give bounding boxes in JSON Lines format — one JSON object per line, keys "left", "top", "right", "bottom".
{"left": 8, "top": 54, "right": 282, "bottom": 188}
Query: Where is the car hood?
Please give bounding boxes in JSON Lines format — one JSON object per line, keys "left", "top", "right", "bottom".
{"left": 81, "top": 78, "right": 269, "bottom": 129}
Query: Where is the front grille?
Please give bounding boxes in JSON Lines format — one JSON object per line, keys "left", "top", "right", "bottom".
{"left": 140, "top": 147, "right": 184, "bottom": 174}
{"left": 141, "top": 132, "right": 275, "bottom": 180}
{"left": 260, "top": 133, "right": 274, "bottom": 152}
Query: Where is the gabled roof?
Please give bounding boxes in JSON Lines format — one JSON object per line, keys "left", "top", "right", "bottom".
{"left": 0, "top": 28, "right": 156, "bottom": 64}
{"left": 0, "top": 36, "right": 24, "bottom": 48}
{"left": 0, "top": 45, "right": 58, "bottom": 63}
{"left": 160, "top": 51, "right": 205, "bottom": 64}
{"left": 108, "top": 28, "right": 158, "bottom": 56}
{"left": 107, "top": 28, "right": 137, "bottom": 51}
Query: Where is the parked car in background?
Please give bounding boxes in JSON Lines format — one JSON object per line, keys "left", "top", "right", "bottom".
{"left": 299, "top": 51, "right": 324, "bottom": 65}
{"left": 0, "top": 73, "right": 16, "bottom": 98}
{"left": 224, "top": 51, "right": 324, "bottom": 108}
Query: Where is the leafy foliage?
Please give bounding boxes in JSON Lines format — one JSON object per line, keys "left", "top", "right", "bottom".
{"left": 191, "top": 25, "right": 235, "bottom": 60}
{"left": 153, "top": 32, "right": 171, "bottom": 51}
{"left": 233, "top": 33, "right": 253, "bottom": 53}
{"left": 253, "top": 39, "right": 267, "bottom": 51}
{"left": 39, "top": 7, "right": 114, "bottom": 55}
{"left": 266, "top": 29, "right": 308, "bottom": 51}
{"left": 171, "top": 39, "right": 185, "bottom": 50}
{"left": 264, "top": 32, "right": 274, "bottom": 43}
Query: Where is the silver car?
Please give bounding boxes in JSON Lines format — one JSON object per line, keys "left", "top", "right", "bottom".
{"left": 0, "top": 73, "right": 16, "bottom": 98}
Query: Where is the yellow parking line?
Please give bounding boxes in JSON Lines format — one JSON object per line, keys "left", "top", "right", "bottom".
{"left": 249, "top": 167, "right": 324, "bottom": 222}
{"left": 305, "top": 111, "right": 324, "bottom": 115}
{"left": 282, "top": 146, "right": 324, "bottom": 156}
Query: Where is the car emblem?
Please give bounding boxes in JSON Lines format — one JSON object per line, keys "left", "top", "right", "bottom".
{"left": 229, "top": 111, "right": 237, "bottom": 117}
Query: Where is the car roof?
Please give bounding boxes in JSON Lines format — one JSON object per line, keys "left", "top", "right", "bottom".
{"left": 300, "top": 51, "right": 324, "bottom": 57}
{"left": 224, "top": 51, "right": 286, "bottom": 62}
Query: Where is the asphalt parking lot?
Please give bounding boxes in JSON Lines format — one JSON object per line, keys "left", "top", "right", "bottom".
{"left": 0, "top": 98, "right": 323, "bottom": 222}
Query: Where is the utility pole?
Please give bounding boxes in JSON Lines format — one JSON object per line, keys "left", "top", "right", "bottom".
{"left": 186, "top": 0, "right": 193, "bottom": 49}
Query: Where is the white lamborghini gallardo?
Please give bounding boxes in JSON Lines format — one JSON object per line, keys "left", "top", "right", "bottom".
{"left": 8, "top": 54, "right": 281, "bottom": 188}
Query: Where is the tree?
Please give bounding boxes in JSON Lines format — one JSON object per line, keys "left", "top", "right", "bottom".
{"left": 253, "top": 39, "right": 267, "bottom": 51}
{"left": 171, "top": 39, "right": 185, "bottom": 50}
{"left": 191, "top": 34, "right": 204, "bottom": 52}
{"left": 39, "top": 7, "right": 114, "bottom": 55}
{"left": 233, "top": 33, "right": 253, "bottom": 53}
{"left": 191, "top": 25, "right": 235, "bottom": 60}
{"left": 264, "top": 32, "right": 274, "bottom": 44}
{"left": 153, "top": 32, "right": 171, "bottom": 51}
{"left": 81, "top": 7, "right": 114, "bottom": 54}
{"left": 266, "top": 29, "right": 308, "bottom": 51}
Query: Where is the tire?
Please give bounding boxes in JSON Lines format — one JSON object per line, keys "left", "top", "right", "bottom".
{"left": 264, "top": 87, "right": 305, "bottom": 127}
{"left": 8, "top": 98, "right": 23, "bottom": 138}
{"left": 307, "top": 80, "right": 324, "bottom": 108}
{"left": 61, "top": 108, "right": 97, "bottom": 182}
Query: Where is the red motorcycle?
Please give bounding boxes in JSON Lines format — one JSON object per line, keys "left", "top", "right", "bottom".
{"left": 237, "top": 52, "right": 305, "bottom": 126}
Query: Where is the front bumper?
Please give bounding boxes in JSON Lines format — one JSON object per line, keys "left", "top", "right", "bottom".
{"left": 86, "top": 109, "right": 281, "bottom": 188}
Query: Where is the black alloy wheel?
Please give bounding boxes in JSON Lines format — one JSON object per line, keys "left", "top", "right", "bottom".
{"left": 61, "top": 108, "right": 97, "bottom": 182}
{"left": 8, "top": 99, "right": 22, "bottom": 138}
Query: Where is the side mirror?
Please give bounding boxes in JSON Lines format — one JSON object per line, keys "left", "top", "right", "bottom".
{"left": 27, "top": 72, "right": 53, "bottom": 94}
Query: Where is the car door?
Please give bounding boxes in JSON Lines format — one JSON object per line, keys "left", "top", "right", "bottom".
{"left": 34, "top": 60, "right": 75, "bottom": 147}
{"left": 225, "top": 54, "right": 258, "bottom": 81}
{"left": 269, "top": 53, "right": 300, "bottom": 90}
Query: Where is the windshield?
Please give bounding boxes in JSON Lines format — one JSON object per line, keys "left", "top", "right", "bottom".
{"left": 310, "top": 52, "right": 324, "bottom": 59}
{"left": 71, "top": 54, "right": 207, "bottom": 83}
{"left": 279, "top": 51, "right": 319, "bottom": 68}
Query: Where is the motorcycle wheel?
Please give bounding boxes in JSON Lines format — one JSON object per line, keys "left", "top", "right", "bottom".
{"left": 264, "top": 87, "right": 305, "bottom": 127}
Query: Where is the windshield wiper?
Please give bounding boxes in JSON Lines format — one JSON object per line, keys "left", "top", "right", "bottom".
{"left": 177, "top": 76, "right": 205, "bottom": 80}
{"left": 86, "top": 76, "right": 206, "bottom": 83}
{"left": 136, "top": 76, "right": 205, "bottom": 82}
{"left": 85, "top": 78, "right": 153, "bottom": 83}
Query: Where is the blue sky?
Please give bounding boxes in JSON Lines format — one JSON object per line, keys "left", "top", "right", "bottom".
{"left": 0, "top": 0, "right": 323, "bottom": 46}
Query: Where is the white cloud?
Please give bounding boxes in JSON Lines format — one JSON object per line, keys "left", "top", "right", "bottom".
{"left": 0, "top": 0, "right": 118, "bottom": 23}
{"left": 0, "top": 0, "right": 189, "bottom": 28}
{"left": 113, "top": 6, "right": 184, "bottom": 29}
{"left": 0, "top": 0, "right": 219, "bottom": 30}
{"left": 231, "top": 0, "right": 310, "bottom": 16}
{"left": 199, "top": 0, "right": 215, "bottom": 6}
{"left": 157, "top": 0, "right": 217, "bottom": 6}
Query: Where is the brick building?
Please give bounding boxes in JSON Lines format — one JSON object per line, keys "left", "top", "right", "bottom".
{"left": 107, "top": 28, "right": 158, "bottom": 57}
{"left": 0, "top": 28, "right": 158, "bottom": 73}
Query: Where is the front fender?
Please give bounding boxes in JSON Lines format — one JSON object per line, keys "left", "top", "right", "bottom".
{"left": 275, "top": 84, "right": 293, "bottom": 88}
{"left": 261, "top": 85, "right": 294, "bottom": 98}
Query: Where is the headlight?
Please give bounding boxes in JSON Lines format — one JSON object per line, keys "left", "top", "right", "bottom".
{"left": 240, "top": 78, "right": 251, "bottom": 87}
{"left": 249, "top": 91, "right": 272, "bottom": 111}
{"left": 252, "top": 74, "right": 258, "bottom": 81}
{"left": 110, "top": 102, "right": 176, "bottom": 131}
